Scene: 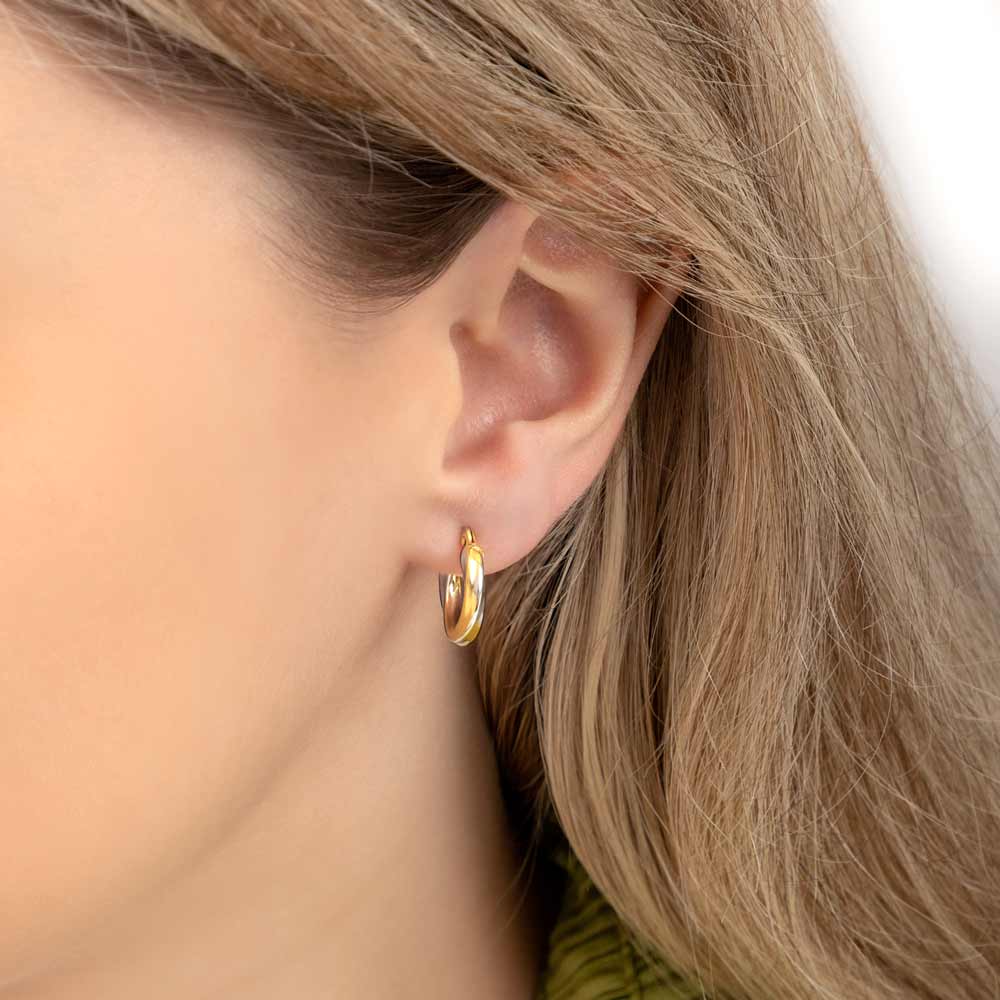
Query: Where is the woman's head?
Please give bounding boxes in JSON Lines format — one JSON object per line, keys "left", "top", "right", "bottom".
{"left": 4, "top": 1, "right": 1000, "bottom": 998}
{"left": 0, "top": 1, "right": 679, "bottom": 990}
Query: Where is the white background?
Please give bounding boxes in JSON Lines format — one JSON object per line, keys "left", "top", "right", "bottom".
{"left": 821, "top": 0, "right": 1000, "bottom": 405}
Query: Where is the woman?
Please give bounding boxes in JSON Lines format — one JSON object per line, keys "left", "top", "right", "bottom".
{"left": 2, "top": 1, "right": 998, "bottom": 998}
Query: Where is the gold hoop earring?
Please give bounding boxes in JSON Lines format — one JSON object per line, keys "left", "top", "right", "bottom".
{"left": 438, "top": 526, "right": 485, "bottom": 646}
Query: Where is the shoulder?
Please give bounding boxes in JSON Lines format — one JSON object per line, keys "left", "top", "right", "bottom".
{"left": 534, "top": 838, "right": 710, "bottom": 1000}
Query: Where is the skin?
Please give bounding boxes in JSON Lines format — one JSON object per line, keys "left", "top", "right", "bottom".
{"left": 0, "top": 12, "right": 680, "bottom": 1000}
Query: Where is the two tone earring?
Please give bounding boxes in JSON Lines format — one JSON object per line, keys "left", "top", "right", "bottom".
{"left": 438, "top": 526, "right": 485, "bottom": 646}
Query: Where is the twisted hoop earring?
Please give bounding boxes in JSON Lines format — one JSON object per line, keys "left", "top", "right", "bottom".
{"left": 438, "top": 526, "right": 485, "bottom": 646}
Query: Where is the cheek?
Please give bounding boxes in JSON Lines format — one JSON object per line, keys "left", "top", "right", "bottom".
{"left": 0, "top": 264, "right": 383, "bottom": 977}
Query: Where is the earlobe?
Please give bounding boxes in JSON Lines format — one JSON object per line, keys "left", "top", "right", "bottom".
{"left": 411, "top": 203, "right": 682, "bottom": 577}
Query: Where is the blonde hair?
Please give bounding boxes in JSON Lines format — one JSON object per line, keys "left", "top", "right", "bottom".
{"left": 17, "top": 1, "right": 1000, "bottom": 996}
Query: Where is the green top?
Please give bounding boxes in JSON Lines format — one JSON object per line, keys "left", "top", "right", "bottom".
{"left": 534, "top": 839, "right": 709, "bottom": 1000}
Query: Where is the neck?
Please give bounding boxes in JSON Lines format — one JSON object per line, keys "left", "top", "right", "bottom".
{"left": 15, "top": 565, "right": 550, "bottom": 999}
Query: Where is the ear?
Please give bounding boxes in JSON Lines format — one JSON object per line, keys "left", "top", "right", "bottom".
{"left": 406, "top": 197, "right": 682, "bottom": 576}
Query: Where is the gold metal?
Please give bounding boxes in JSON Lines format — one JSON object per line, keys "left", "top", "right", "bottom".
{"left": 438, "top": 526, "right": 485, "bottom": 646}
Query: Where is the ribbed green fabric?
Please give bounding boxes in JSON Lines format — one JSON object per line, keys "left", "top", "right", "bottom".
{"left": 534, "top": 839, "right": 709, "bottom": 1000}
